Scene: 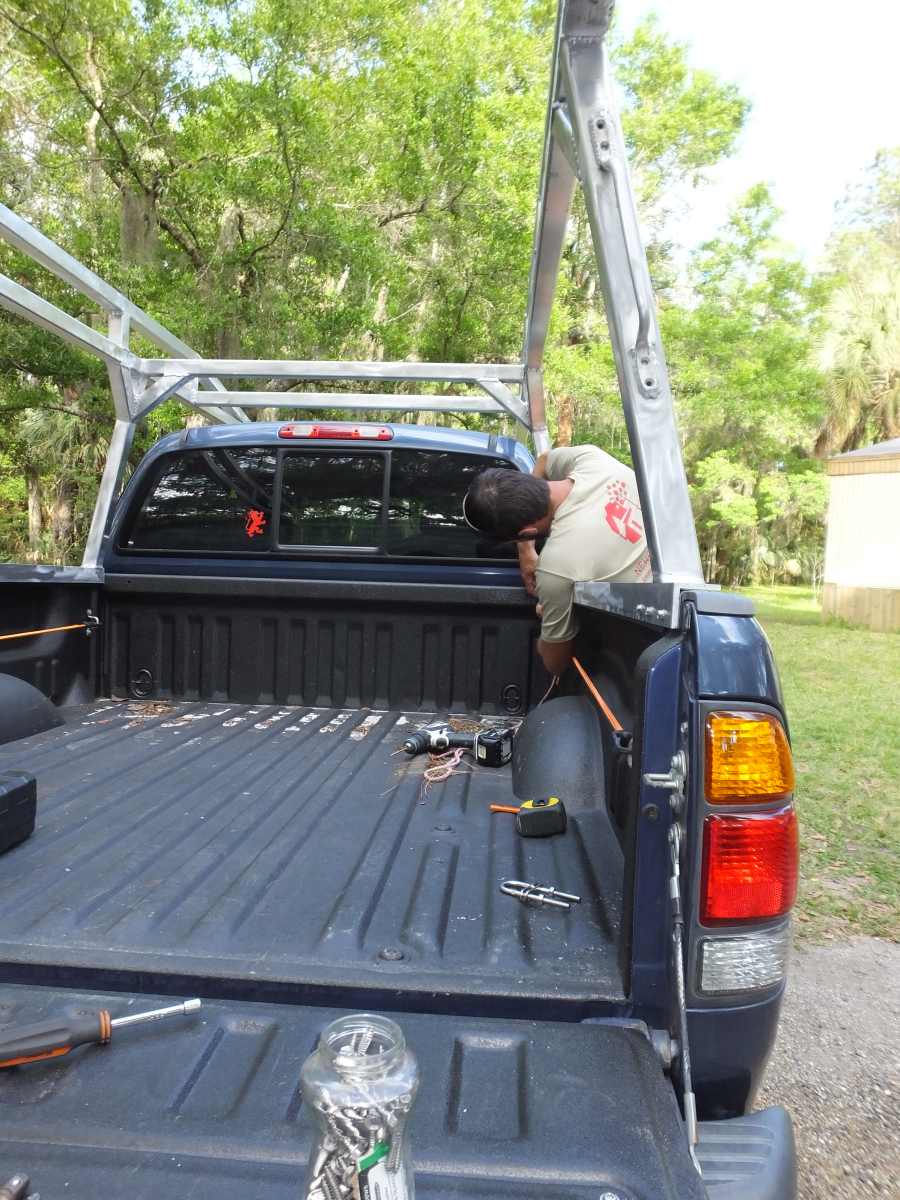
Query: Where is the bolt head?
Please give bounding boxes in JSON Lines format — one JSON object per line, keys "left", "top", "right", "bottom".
{"left": 378, "top": 946, "right": 405, "bottom": 962}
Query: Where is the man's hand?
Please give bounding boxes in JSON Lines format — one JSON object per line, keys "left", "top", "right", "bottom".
{"left": 518, "top": 541, "right": 539, "bottom": 595}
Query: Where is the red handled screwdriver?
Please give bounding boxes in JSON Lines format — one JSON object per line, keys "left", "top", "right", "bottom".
{"left": 0, "top": 998, "right": 201, "bottom": 1069}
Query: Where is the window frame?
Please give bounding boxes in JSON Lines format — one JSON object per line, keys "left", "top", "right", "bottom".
{"left": 116, "top": 444, "right": 519, "bottom": 565}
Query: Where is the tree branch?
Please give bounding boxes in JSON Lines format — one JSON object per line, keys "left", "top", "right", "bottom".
{"left": 243, "top": 122, "right": 299, "bottom": 264}
{"left": 0, "top": 403, "right": 105, "bottom": 421}
{"left": 377, "top": 199, "right": 428, "bottom": 227}
{"left": 0, "top": 5, "right": 206, "bottom": 271}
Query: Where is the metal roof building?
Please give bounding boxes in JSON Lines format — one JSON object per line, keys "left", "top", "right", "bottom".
{"left": 823, "top": 438, "right": 900, "bottom": 631}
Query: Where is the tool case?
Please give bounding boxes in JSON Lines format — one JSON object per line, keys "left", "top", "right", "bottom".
{"left": 0, "top": 772, "right": 36, "bottom": 854}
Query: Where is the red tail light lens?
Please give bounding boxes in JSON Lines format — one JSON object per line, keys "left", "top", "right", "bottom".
{"left": 701, "top": 806, "right": 798, "bottom": 924}
{"left": 278, "top": 423, "right": 393, "bottom": 440}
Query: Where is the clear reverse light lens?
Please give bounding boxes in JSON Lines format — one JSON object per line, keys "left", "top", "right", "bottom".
{"left": 699, "top": 925, "right": 790, "bottom": 995}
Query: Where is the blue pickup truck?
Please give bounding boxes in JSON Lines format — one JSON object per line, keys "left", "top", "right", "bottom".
{"left": 0, "top": 419, "right": 797, "bottom": 1198}
{"left": 0, "top": 3, "right": 799, "bottom": 1196}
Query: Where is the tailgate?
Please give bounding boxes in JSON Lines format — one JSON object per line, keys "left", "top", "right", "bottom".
{"left": 0, "top": 986, "right": 705, "bottom": 1200}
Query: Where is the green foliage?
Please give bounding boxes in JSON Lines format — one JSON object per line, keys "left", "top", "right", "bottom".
{"left": 743, "top": 586, "right": 900, "bottom": 940}
{"left": 815, "top": 150, "right": 900, "bottom": 454}
{"left": 0, "top": 1, "right": 889, "bottom": 583}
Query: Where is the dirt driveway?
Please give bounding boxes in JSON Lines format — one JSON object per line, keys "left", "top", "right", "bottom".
{"left": 759, "top": 937, "right": 899, "bottom": 1197}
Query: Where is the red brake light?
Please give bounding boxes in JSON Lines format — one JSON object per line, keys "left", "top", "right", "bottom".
{"left": 277, "top": 423, "right": 393, "bottom": 440}
{"left": 701, "top": 806, "right": 798, "bottom": 924}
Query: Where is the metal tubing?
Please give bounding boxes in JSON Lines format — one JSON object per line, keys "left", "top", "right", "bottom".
{"left": 551, "top": 104, "right": 580, "bottom": 178}
{"left": 525, "top": 368, "right": 551, "bottom": 453}
{"left": 81, "top": 418, "right": 137, "bottom": 569}
{"left": 559, "top": 25, "right": 704, "bottom": 583}
{"left": 522, "top": 122, "right": 577, "bottom": 377}
{"left": 475, "top": 379, "right": 530, "bottom": 426}
{"left": 135, "top": 358, "right": 525, "bottom": 383}
{"left": 197, "top": 391, "right": 508, "bottom": 413}
{"left": 0, "top": 273, "right": 137, "bottom": 366}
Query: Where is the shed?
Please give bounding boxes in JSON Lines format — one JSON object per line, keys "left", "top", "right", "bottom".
{"left": 823, "top": 437, "right": 900, "bottom": 631}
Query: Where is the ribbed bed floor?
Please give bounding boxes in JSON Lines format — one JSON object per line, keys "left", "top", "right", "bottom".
{"left": 0, "top": 701, "right": 625, "bottom": 1013}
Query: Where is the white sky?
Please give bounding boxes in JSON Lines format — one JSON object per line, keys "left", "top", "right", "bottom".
{"left": 617, "top": 1, "right": 900, "bottom": 266}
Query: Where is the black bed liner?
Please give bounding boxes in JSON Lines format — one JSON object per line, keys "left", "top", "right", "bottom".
{"left": 0, "top": 984, "right": 708, "bottom": 1200}
{"left": 0, "top": 701, "right": 624, "bottom": 1015}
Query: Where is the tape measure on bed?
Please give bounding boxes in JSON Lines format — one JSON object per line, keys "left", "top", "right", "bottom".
{"left": 515, "top": 796, "right": 567, "bottom": 837}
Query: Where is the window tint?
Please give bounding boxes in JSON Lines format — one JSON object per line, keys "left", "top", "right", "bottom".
{"left": 279, "top": 452, "right": 384, "bottom": 547}
{"left": 386, "top": 449, "right": 517, "bottom": 559}
{"left": 125, "top": 449, "right": 276, "bottom": 552}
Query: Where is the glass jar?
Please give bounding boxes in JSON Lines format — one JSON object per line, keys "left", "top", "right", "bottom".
{"left": 301, "top": 1013, "right": 419, "bottom": 1200}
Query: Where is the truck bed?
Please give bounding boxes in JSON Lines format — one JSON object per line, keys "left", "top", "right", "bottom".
{"left": 0, "top": 700, "right": 625, "bottom": 1014}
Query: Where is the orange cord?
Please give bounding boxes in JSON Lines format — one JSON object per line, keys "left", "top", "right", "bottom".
{"left": 489, "top": 805, "right": 520, "bottom": 815}
{"left": 0, "top": 623, "right": 88, "bottom": 642}
{"left": 571, "top": 655, "right": 623, "bottom": 733}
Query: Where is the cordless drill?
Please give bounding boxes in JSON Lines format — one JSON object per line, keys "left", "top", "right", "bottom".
{"left": 401, "top": 724, "right": 514, "bottom": 767}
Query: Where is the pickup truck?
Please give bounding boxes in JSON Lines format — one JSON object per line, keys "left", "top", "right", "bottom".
{"left": 0, "top": 3, "right": 798, "bottom": 1197}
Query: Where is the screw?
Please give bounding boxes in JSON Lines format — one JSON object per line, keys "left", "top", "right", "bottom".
{"left": 387, "top": 1115, "right": 406, "bottom": 1172}
{"left": 643, "top": 803, "right": 659, "bottom": 822}
{"left": 378, "top": 947, "right": 405, "bottom": 961}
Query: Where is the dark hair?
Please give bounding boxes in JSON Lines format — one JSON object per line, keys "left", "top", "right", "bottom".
{"left": 464, "top": 468, "right": 550, "bottom": 541}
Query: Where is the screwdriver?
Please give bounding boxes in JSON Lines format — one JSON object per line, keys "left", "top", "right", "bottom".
{"left": 0, "top": 998, "right": 201, "bottom": 1069}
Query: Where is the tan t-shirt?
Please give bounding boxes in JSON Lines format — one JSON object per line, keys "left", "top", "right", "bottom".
{"left": 536, "top": 445, "right": 651, "bottom": 643}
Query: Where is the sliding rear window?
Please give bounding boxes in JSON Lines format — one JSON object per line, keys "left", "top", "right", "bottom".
{"left": 121, "top": 445, "right": 517, "bottom": 560}
{"left": 124, "top": 448, "right": 276, "bottom": 552}
{"left": 279, "top": 452, "right": 384, "bottom": 548}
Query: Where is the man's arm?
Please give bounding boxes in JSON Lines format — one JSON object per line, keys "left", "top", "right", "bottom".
{"left": 517, "top": 540, "right": 539, "bottom": 593}
{"left": 534, "top": 571, "right": 579, "bottom": 675}
{"left": 537, "top": 635, "right": 575, "bottom": 676}
{"left": 516, "top": 452, "right": 552, "bottom": 591}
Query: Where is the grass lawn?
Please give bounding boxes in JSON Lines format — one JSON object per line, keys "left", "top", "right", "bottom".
{"left": 740, "top": 585, "right": 899, "bottom": 941}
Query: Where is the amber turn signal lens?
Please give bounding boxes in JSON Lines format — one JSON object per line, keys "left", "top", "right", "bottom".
{"left": 706, "top": 711, "right": 795, "bottom": 804}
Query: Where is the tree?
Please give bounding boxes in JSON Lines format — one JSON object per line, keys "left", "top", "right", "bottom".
{"left": 815, "top": 276, "right": 900, "bottom": 454}
{"left": 815, "top": 149, "right": 900, "bottom": 455}
{"left": 663, "top": 186, "right": 827, "bottom": 584}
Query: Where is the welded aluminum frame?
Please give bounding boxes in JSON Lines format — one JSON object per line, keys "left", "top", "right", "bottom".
{"left": 0, "top": 0, "right": 704, "bottom": 587}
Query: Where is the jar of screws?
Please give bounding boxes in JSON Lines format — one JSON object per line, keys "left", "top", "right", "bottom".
{"left": 301, "top": 1013, "right": 419, "bottom": 1200}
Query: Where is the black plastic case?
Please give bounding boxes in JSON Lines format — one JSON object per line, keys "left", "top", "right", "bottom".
{"left": 0, "top": 772, "right": 37, "bottom": 854}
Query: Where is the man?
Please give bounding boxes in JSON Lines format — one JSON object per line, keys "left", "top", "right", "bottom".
{"left": 463, "top": 445, "right": 651, "bottom": 675}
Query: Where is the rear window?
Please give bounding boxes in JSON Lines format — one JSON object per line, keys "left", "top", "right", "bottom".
{"left": 280, "top": 452, "right": 384, "bottom": 548}
{"left": 121, "top": 445, "right": 517, "bottom": 560}
{"left": 386, "top": 449, "right": 511, "bottom": 558}
{"left": 125, "top": 448, "right": 276, "bottom": 552}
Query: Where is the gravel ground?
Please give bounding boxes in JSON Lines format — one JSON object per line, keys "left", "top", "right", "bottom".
{"left": 759, "top": 937, "right": 900, "bottom": 1198}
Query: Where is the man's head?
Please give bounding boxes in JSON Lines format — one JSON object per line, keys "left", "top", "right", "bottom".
{"left": 463, "top": 468, "right": 551, "bottom": 541}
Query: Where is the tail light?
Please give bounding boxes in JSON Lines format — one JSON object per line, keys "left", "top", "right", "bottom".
{"left": 701, "top": 806, "right": 799, "bottom": 923}
{"left": 278, "top": 423, "right": 393, "bottom": 440}
{"left": 699, "top": 925, "right": 790, "bottom": 994}
{"left": 706, "top": 711, "right": 794, "bottom": 803}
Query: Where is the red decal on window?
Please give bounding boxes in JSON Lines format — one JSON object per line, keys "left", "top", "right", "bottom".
{"left": 245, "top": 509, "right": 267, "bottom": 538}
